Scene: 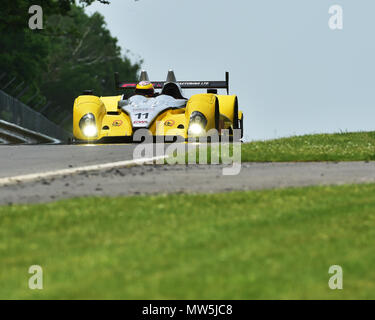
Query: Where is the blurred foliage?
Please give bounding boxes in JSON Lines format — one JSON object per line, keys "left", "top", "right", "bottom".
{"left": 0, "top": 0, "right": 140, "bottom": 128}
{"left": 0, "top": 0, "right": 111, "bottom": 33}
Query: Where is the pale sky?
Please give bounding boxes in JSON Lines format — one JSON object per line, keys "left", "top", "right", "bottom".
{"left": 87, "top": 0, "right": 375, "bottom": 141}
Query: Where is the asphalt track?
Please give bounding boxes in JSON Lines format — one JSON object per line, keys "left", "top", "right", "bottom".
{"left": 0, "top": 144, "right": 141, "bottom": 178}
{"left": 0, "top": 144, "right": 375, "bottom": 204}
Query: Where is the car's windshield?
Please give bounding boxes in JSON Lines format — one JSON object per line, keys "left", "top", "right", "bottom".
{"left": 128, "top": 94, "right": 186, "bottom": 108}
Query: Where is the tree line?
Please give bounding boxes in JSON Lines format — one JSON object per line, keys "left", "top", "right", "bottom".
{"left": 0, "top": 0, "right": 140, "bottom": 127}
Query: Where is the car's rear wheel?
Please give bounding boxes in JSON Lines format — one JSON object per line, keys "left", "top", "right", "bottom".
{"left": 232, "top": 97, "right": 239, "bottom": 130}
{"left": 240, "top": 115, "right": 244, "bottom": 139}
{"left": 214, "top": 98, "right": 220, "bottom": 131}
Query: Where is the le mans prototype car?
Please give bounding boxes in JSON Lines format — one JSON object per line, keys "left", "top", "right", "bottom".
{"left": 72, "top": 70, "right": 243, "bottom": 142}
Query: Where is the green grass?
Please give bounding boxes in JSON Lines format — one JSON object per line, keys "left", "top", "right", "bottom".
{"left": 1, "top": 184, "right": 375, "bottom": 299}
{"left": 241, "top": 131, "right": 375, "bottom": 162}
{"left": 199, "top": 131, "right": 375, "bottom": 163}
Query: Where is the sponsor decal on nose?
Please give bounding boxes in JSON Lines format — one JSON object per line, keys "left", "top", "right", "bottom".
{"left": 164, "top": 120, "right": 175, "bottom": 127}
{"left": 112, "top": 120, "right": 123, "bottom": 127}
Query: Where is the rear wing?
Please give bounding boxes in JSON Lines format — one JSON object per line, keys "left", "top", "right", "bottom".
{"left": 115, "top": 72, "right": 230, "bottom": 94}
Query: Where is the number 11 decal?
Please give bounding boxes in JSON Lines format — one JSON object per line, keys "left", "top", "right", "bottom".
{"left": 135, "top": 113, "right": 149, "bottom": 120}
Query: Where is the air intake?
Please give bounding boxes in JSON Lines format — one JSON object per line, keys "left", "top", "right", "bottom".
{"left": 166, "top": 69, "right": 177, "bottom": 83}
{"left": 139, "top": 70, "right": 150, "bottom": 81}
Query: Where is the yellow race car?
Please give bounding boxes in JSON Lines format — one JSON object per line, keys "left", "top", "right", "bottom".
{"left": 72, "top": 70, "right": 243, "bottom": 142}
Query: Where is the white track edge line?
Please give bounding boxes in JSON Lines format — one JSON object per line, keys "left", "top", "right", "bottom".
{"left": 0, "top": 155, "right": 168, "bottom": 186}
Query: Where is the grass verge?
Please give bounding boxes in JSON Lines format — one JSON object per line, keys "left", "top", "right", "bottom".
{"left": 240, "top": 131, "right": 375, "bottom": 162}
{"left": 1, "top": 183, "right": 375, "bottom": 299}
{"left": 193, "top": 131, "right": 375, "bottom": 163}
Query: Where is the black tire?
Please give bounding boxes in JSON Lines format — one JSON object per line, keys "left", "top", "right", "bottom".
{"left": 215, "top": 97, "right": 220, "bottom": 131}
{"left": 69, "top": 137, "right": 77, "bottom": 144}
{"left": 240, "top": 115, "right": 244, "bottom": 139}
{"left": 232, "top": 97, "right": 239, "bottom": 130}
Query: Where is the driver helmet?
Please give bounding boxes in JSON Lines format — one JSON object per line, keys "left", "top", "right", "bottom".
{"left": 135, "top": 81, "right": 154, "bottom": 97}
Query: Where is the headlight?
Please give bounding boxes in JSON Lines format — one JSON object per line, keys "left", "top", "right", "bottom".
{"left": 188, "top": 111, "right": 207, "bottom": 136}
{"left": 188, "top": 123, "right": 204, "bottom": 135}
{"left": 79, "top": 113, "right": 97, "bottom": 138}
{"left": 82, "top": 125, "right": 97, "bottom": 137}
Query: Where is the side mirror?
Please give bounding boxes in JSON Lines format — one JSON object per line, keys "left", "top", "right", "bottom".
{"left": 82, "top": 89, "right": 94, "bottom": 95}
{"left": 118, "top": 100, "right": 128, "bottom": 109}
{"left": 207, "top": 89, "right": 218, "bottom": 94}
